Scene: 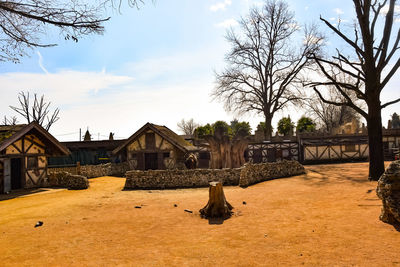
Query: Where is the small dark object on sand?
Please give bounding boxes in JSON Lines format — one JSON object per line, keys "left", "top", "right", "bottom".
{"left": 134, "top": 206, "right": 142, "bottom": 209}
{"left": 184, "top": 209, "right": 193, "bottom": 213}
{"left": 366, "top": 189, "right": 373, "bottom": 194}
{"left": 34, "top": 221, "right": 43, "bottom": 228}
{"left": 243, "top": 201, "right": 247, "bottom": 205}
{"left": 174, "top": 204, "right": 178, "bottom": 207}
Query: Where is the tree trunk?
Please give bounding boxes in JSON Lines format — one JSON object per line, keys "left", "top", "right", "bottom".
{"left": 207, "top": 138, "right": 222, "bottom": 169}
{"left": 264, "top": 114, "right": 273, "bottom": 140}
{"left": 367, "top": 103, "right": 385, "bottom": 181}
{"left": 200, "top": 182, "right": 233, "bottom": 219}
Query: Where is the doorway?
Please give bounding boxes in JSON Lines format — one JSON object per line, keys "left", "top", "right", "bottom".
{"left": 11, "top": 158, "right": 22, "bottom": 190}
{"left": 144, "top": 153, "right": 158, "bottom": 170}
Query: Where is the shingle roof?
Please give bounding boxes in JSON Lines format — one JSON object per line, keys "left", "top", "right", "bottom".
{"left": 0, "top": 124, "right": 26, "bottom": 145}
{"left": 0, "top": 122, "right": 70, "bottom": 156}
{"left": 113, "top": 122, "right": 196, "bottom": 155}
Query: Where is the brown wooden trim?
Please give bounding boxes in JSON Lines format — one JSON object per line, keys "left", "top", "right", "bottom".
{"left": 319, "top": 146, "right": 329, "bottom": 159}
{"left": 304, "top": 146, "right": 317, "bottom": 159}
{"left": 24, "top": 137, "right": 45, "bottom": 150}
{"left": 330, "top": 146, "right": 341, "bottom": 158}
{"left": 25, "top": 171, "right": 36, "bottom": 185}
{"left": 26, "top": 166, "right": 46, "bottom": 171}
{"left": 11, "top": 143, "right": 22, "bottom": 153}
{"left": 361, "top": 144, "right": 369, "bottom": 157}
{"left": 137, "top": 138, "right": 143, "bottom": 150}
{"left": 25, "top": 141, "right": 35, "bottom": 154}
{"left": 36, "top": 169, "right": 46, "bottom": 185}
{"left": 158, "top": 138, "right": 164, "bottom": 149}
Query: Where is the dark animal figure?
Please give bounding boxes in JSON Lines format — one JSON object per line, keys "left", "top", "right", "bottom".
{"left": 184, "top": 153, "right": 198, "bottom": 169}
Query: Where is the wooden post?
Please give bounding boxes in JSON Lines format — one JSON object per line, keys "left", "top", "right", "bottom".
{"left": 76, "top": 161, "right": 81, "bottom": 175}
{"left": 200, "top": 182, "right": 233, "bottom": 219}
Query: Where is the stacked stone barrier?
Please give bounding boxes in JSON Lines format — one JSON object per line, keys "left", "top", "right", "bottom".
{"left": 48, "top": 162, "right": 130, "bottom": 178}
{"left": 46, "top": 171, "right": 89, "bottom": 190}
{"left": 239, "top": 160, "right": 306, "bottom": 187}
{"left": 376, "top": 160, "right": 400, "bottom": 226}
{"left": 125, "top": 168, "right": 241, "bottom": 189}
{"left": 124, "top": 160, "right": 305, "bottom": 190}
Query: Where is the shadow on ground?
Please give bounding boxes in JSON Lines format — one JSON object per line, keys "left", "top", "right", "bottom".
{"left": 0, "top": 188, "right": 49, "bottom": 201}
{"left": 301, "top": 163, "right": 373, "bottom": 186}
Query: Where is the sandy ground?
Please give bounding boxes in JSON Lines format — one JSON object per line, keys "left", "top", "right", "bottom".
{"left": 1, "top": 162, "right": 400, "bottom": 266}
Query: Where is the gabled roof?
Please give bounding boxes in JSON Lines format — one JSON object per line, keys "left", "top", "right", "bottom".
{"left": 113, "top": 122, "right": 196, "bottom": 155}
{"left": 0, "top": 122, "right": 70, "bottom": 156}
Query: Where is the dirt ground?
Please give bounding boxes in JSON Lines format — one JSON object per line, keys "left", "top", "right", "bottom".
{"left": 1, "top": 162, "right": 399, "bottom": 266}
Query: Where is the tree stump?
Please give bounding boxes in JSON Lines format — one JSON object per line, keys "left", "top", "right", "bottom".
{"left": 200, "top": 182, "right": 233, "bottom": 219}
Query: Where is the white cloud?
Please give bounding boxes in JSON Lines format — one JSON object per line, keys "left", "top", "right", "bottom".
{"left": 380, "top": 4, "right": 400, "bottom": 15}
{"left": 329, "top": 17, "right": 336, "bottom": 21}
{"left": 305, "top": 6, "right": 309, "bottom": 11}
{"left": 210, "top": 0, "right": 232, "bottom": 12}
{"left": 0, "top": 51, "right": 259, "bottom": 141}
{"left": 215, "top": 18, "right": 238, "bottom": 28}
{"left": 334, "top": 8, "right": 344, "bottom": 15}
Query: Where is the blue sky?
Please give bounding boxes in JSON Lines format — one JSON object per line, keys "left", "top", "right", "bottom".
{"left": 0, "top": 0, "right": 399, "bottom": 140}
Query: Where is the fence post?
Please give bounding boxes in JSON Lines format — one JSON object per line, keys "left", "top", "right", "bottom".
{"left": 77, "top": 161, "right": 81, "bottom": 175}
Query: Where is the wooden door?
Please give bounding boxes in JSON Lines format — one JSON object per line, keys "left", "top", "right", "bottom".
{"left": 11, "top": 158, "right": 22, "bottom": 189}
{"left": 267, "top": 148, "right": 277, "bottom": 162}
{"left": 145, "top": 153, "right": 158, "bottom": 170}
{"left": 3, "top": 159, "right": 11, "bottom": 193}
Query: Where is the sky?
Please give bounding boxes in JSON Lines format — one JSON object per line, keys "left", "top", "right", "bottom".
{"left": 0, "top": 0, "right": 399, "bottom": 141}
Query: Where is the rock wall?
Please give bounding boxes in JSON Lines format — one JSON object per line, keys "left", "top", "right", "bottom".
{"left": 239, "top": 160, "right": 306, "bottom": 188}
{"left": 376, "top": 161, "right": 400, "bottom": 225}
{"left": 46, "top": 171, "right": 89, "bottom": 190}
{"left": 48, "top": 162, "right": 130, "bottom": 178}
{"left": 125, "top": 160, "right": 305, "bottom": 190}
{"left": 125, "top": 168, "right": 241, "bottom": 189}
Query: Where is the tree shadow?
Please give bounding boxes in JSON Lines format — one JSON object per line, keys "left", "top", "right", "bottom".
{"left": 207, "top": 217, "right": 225, "bottom": 225}
{"left": 0, "top": 188, "right": 49, "bottom": 201}
{"left": 301, "top": 164, "right": 373, "bottom": 186}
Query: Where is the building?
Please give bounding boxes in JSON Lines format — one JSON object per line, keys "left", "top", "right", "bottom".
{"left": 48, "top": 139, "right": 125, "bottom": 166}
{"left": 113, "top": 123, "right": 197, "bottom": 170}
{"left": 0, "top": 122, "right": 70, "bottom": 193}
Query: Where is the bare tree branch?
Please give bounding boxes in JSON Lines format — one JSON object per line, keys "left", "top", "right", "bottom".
{"left": 9, "top": 91, "right": 60, "bottom": 130}
{"left": 0, "top": 0, "right": 144, "bottom": 62}
{"left": 213, "top": 0, "right": 323, "bottom": 139}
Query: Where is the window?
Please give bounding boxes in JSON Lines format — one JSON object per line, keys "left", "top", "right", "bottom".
{"left": 27, "top": 157, "right": 38, "bottom": 169}
{"left": 131, "top": 153, "right": 137, "bottom": 159}
{"left": 163, "top": 152, "right": 170, "bottom": 158}
{"left": 344, "top": 144, "right": 356, "bottom": 152}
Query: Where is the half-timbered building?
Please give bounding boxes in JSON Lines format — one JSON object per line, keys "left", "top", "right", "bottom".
{"left": 113, "top": 123, "right": 197, "bottom": 170}
{"left": 0, "top": 122, "right": 70, "bottom": 193}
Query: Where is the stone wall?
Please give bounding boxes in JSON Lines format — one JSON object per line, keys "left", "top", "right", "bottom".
{"left": 239, "top": 160, "right": 305, "bottom": 188}
{"left": 45, "top": 171, "right": 89, "bottom": 190}
{"left": 376, "top": 160, "right": 400, "bottom": 226}
{"left": 48, "top": 162, "right": 130, "bottom": 178}
{"left": 125, "top": 168, "right": 241, "bottom": 189}
{"left": 125, "top": 160, "right": 305, "bottom": 190}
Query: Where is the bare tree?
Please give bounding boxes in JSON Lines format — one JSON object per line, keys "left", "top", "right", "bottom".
{"left": 10, "top": 91, "right": 60, "bottom": 130}
{"left": 213, "top": 0, "right": 323, "bottom": 139}
{"left": 305, "top": 95, "right": 360, "bottom": 133}
{"left": 304, "top": 76, "right": 362, "bottom": 133}
{"left": 0, "top": 0, "right": 143, "bottom": 62}
{"left": 177, "top": 118, "right": 199, "bottom": 135}
{"left": 308, "top": 0, "right": 400, "bottom": 180}
{"left": 2, "top": 115, "right": 18, "bottom": 125}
